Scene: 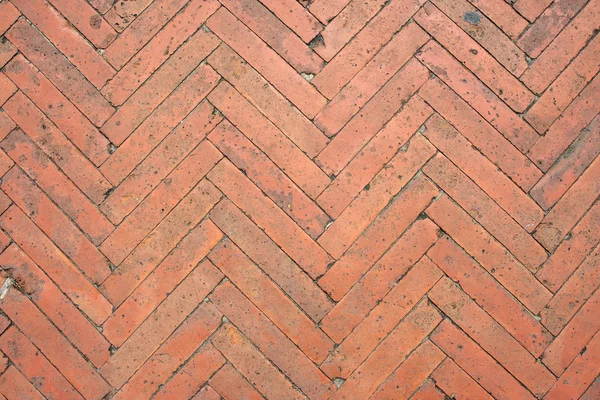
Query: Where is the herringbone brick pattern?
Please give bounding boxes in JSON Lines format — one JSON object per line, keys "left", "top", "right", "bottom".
{"left": 0, "top": 0, "right": 598, "bottom": 398}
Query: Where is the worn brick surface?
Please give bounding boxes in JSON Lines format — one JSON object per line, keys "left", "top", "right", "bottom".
{"left": 0, "top": 0, "right": 598, "bottom": 398}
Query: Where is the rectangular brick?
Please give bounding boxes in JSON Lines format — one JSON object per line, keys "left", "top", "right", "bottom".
{"left": 210, "top": 364, "right": 264, "bottom": 400}
{"left": 6, "top": 19, "right": 114, "bottom": 126}
{"left": 410, "top": 379, "right": 446, "bottom": 400}
{"left": 103, "top": 224, "right": 222, "bottom": 346}
{"left": 100, "top": 180, "right": 222, "bottom": 305}
{"left": 259, "top": 0, "right": 322, "bottom": 42}
{"left": 0, "top": 366, "right": 44, "bottom": 400}
{"left": 0, "top": 38, "right": 17, "bottom": 69}
{"left": 432, "top": 359, "right": 493, "bottom": 399}
{"left": 0, "top": 111, "right": 15, "bottom": 140}
{"left": 209, "top": 199, "right": 333, "bottom": 321}
{"left": 100, "top": 265, "right": 223, "bottom": 388}
{"left": 468, "top": 0, "right": 529, "bottom": 39}
{"left": 0, "top": 130, "right": 114, "bottom": 244}
{"left": 101, "top": 31, "right": 220, "bottom": 144}
{"left": 513, "top": 0, "right": 552, "bottom": 21}
{"left": 309, "top": 0, "right": 351, "bottom": 23}
{"left": 209, "top": 241, "right": 333, "bottom": 364}
{"left": 0, "top": 1, "right": 20, "bottom": 35}
{"left": 207, "top": 7, "right": 326, "bottom": 117}
{"left": 321, "top": 219, "right": 439, "bottom": 342}
{"left": 0, "top": 73, "right": 16, "bottom": 106}
{"left": 0, "top": 206, "right": 112, "bottom": 325}
{"left": 316, "top": 59, "right": 429, "bottom": 176}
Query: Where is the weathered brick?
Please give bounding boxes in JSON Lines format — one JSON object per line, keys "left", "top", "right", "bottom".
{"left": 0, "top": 73, "right": 16, "bottom": 106}
{"left": 210, "top": 364, "right": 264, "bottom": 400}
{"left": 513, "top": 0, "right": 553, "bottom": 21}
{"left": 467, "top": 0, "right": 529, "bottom": 39}
{"left": 0, "top": 366, "right": 44, "bottom": 400}
{"left": 0, "top": 39, "right": 17, "bottom": 69}
{"left": 259, "top": 0, "right": 322, "bottom": 42}
{"left": 0, "top": 1, "right": 20, "bottom": 35}
{"left": 432, "top": 359, "right": 493, "bottom": 399}
{"left": 309, "top": 0, "right": 351, "bottom": 23}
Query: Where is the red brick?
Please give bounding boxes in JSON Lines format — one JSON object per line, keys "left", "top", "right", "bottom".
{"left": 101, "top": 103, "right": 221, "bottom": 224}
{"left": 0, "top": 39, "right": 17, "bottom": 69}
{"left": 534, "top": 157, "right": 600, "bottom": 251}
{"left": 209, "top": 121, "right": 329, "bottom": 238}
{"left": 530, "top": 115, "right": 600, "bottom": 210}
{"left": 415, "top": 3, "right": 533, "bottom": 112}
{"left": 0, "top": 150, "right": 12, "bottom": 178}
{"left": 309, "top": 0, "right": 351, "bottom": 23}
{"left": 0, "top": 326, "right": 83, "bottom": 400}
{"left": 329, "top": 301, "right": 441, "bottom": 399}
{"left": 103, "top": 0, "right": 219, "bottom": 104}
{"left": 0, "top": 73, "right": 16, "bottom": 106}
{"left": 220, "top": 0, "right": 323, "bottom": 73}
{"left": 410, "top": 380, "right": 446, "bottom": 400}
{"left": 317, "top": 98, "right": 433, "bottom": 218}
{"left": 468, "top": 0, "right": 529, "bottom": 39}
{"left": 0, "top": 245, "right": 110, "bottom": 367}
{"left": 0, "top": 111, "right": 15, "bottom": 140}
{"left": 0, "top": 285, "right": 111, "bottom": 400}
{"left": 431, "top": 320, "right": 536, "bottom": 400}
{"left": 312, "top": 0, "right": 426, "bottom": 98}
{"left": 209, "top": 241, "right": 333, "bottom": 364}
{"left": 541, "top": 246, "right": 600, "bottom": 335}
{"left": 527, "top": 74, "right": 600, "bottom": 172}
{"left": 429, "top": 237, "right": 552, "bottom": 356}
{"left": 259, "top": 0, "right": 322, "bottom": 42}
{"left": 212, "top": 324, "right": 306, "bottom": 400}
{"left": 318, "top": 133, "right": 435, "bottom": 258}
{"left": 0, "top": 366, "right": 44, "bottom": 400}
{"left": 103, "top": 0, "right": 166, "bottom": 32}
{"left": 112, "top": 302, "right": 222, "bottom": 400}
{"left": 0, "top": 206, "right": 112, "bottom": 325}
{"left": 11, "top": 0, "right": 115, "bottom": 88}
{"left": 209, "top": 199, "right": 333, "bottom": 321}
{"left": 319, "top": 175, "right": 439, "bottom": 300}
{"left": 5, "top": 55, "right": 110, "bottom": 166}
{"left": 101, "top": 71, "right": 220, "bottom": 185}
{"left": 321, "top": 219, "right": 439, "bottom": 342}
{"left": 208, "top": 82, "right": 330, "bottom": 199}
{"left": 3, "top": 92, "right": 112, "bottom": 204}
{"left": 543, "top": 288, "right": 600, "bottom": 375}
{"left": 152, "top": 344, "right": 225, "bottom": 400}
{"left": 103, "top": 224, "right": 222, "bottom": 346}
{"left": 210, "top": 363, "right": 264, "bottom": 400}
{"left": 316, "top": 58, "right": 429, "bottom": 176}
{"left": 0, "top": 130, "right": 114, "bottom": 244}
{"left": 581, "top": 378, "right": 600, "bottom": 400}
{"left": 525, "top": 34, "right": 600, "bottom": 134}
{"left": 0, "top": 1, "right": 20, "bottom": 35}
{"left": 321, "top": 257, "right": 443, "bottom": 378}
{"left": 191, "top": 386, "right": 221, "bottom": 400}
{"left": 424, "top": 115, "right": 543, "bottom": 231}
{"left": 210, "top": 281, "right": 335, "bottom": 399}
{"left": 544, "top": 330, "right": 600, "bottom": 400}
{"left": 372, "top": 340, "right": 445, "bottom": 400}
{"left": 87, "top": 0, "right": 112, "bottom": 13}
{"left": 100, "top": 181, "right": 222, "bottom": 305}
{"left": 417, "top": 41, "right": 538, "bottom": 152}
{"left": 428, "top": 278, "right": 555, "bottom": 397}
{"left": 536, "top": 201, "right": 600, "bottom": 292}
{"left": 521, "top": 0, "right": 600, "bottom": 94}
{"left": 424, "top": 154, "right": 547, "bottom": 270}
{"left": 100, "top": 141, "right": 222, "bottom": 265}
{"left": 418, "top": 78, "right": 543, "bottom": 191}
{"left": 432, "top": 358, "right": 493, "bottom": 399}
{"left": 315, "top": 23, "right": 428, "bottom": 136}
{"left": 513, "top": 0, "right": 552, "bottom": 21}
{"left": 208, "top": 44, "right": 328, "bottom": 156}
{"left": 208, "top": 159, "right": 332, "bottom": 279}
{"left": 100, "top": 264, "right": 222, "bottom": 388}
{"left": 101, "top": 32, "right": 219, "bottom": 144}
{"left": 207, "top": 7, "right": 326, "bottom": 117}
{"left": 426, "top": 195, "right": 552, "bottom": 314}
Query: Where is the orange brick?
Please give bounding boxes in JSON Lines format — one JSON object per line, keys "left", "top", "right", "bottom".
{"left": 318, "top": 133, "right": 435, "bottom": 258}
{"left": 0, "top": 130, "right": 114, "bottom": 244}
{"left": 581, "top": 378, "right": 600, "bottom": 400}
{"left": 259, "top": 0, "right": 322, "bottom": 42}
{"left": 321, "top": 219, "right": 439, "bottom": 342}
{"left": 513, "top": 0, "right": 553, "bottom": 21}
{"left": 208, "top": 159, "right": 332, "bottom": 279}
{"left": 432, "top": 359, "right": 493, "bottom": 399}
{"left": 0, "top": 206, "right": 112, "bottom": 325}
{"left": 208, "top": 44, "right": 328, "bottom": 156}
{"left": 0, "top": 1, "right": 20, "bottom": 35}
{"left": 210, "top": 364, "right": 264, "bottom": 400}
{"left": 104, "top": 0, "right": 172, "bottom": 33}
{"left": 209, "top": 199, "right": 333, "bottom": 321}
{"left": 87, "top": 0, "right": 112, "bottom": 13}
{"left": 0, "top": 326, "right": 83, "bottom": 400}
{"left": 208, "top": 82, "right": 330, "bottom": 199}
{"left": 191, "top": 386, "right": 221, "bottom": 400}
{"left": 207, "top": 7, "right": 326, "bottom": 117}
{"left": 100, "top": 181, "right": 222, "bottom": 305}
{"left": 417, "top": 41, "right": 538, "bottom": 152}
{"left": 467, "top": 0, "right": 529, "bottom": 39}
{"left": 415, "top": 3, "right": 533, "bottom": 112}
{"left": 103, "top": 224, "right": 222, "bottom": 346}
{"left": 410, "top": 380, "right": 446, "bottom": 400}
{"left": 0, "top": 73, "right": 16, "bottom": 106}
{"left": 100, "top": 264, "right": 222, "bottom": 388}
{"left": 101, "top": 32, "right": 220, "bottom": 144}
{"left": 316, "top": 58, "right": 429, "bottom": 176}
{"left": 0, "top": 39, "right": 17, "bottom": 69}
{"left": 319, "top": 175, "right": 439, "bottom": 300}
{"left": 209, "top": 121, "right": 329, "bottom": 238}
{"left": 309, "top": 0, "right": 351, "bottom": 23}
{"left": 0, "top": 110, "right": 15, "bottom": 140}
{"left": 0, "top": 366, "right": 44, "bottom": 400}
{"left": 112, "top": 301, "right": 222, "bottom": 400}
{"left": 0, "top": 285, "right": 111, "bottom": 400}
{"left": 429, "top": 278, "right": 555, "bottom": 397}
{"left": 5, "top": 20, "right": 114, "bottom": 126}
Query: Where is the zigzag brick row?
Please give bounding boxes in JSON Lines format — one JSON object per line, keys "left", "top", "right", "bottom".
{"left": 0, "top": 0, "right": 598, "bottom": 398}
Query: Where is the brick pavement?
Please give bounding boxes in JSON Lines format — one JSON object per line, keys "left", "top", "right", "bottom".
{"left": 0, "top": 0, "right": 598, "bottom": 398}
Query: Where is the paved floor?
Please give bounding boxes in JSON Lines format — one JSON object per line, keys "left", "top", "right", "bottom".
{"left": 0, "top": 0, "right": 598, "bottom": 398}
